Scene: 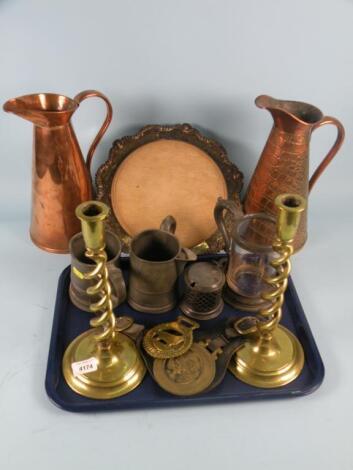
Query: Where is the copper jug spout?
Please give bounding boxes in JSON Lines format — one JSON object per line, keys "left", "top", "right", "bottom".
{"left": 255, "top": 95, "right": 325, "bottom": 131}
{"left": 255, "top": 95, "right": 278, "bottom": 110}
{"left": 244, "top": 95, "right": 345, "bottom": 251}
{"left": 3, "top": 93, "right": 78, "bottom": 127}
{"left": 3, "top": 90, "right": 113, "bottom": 253}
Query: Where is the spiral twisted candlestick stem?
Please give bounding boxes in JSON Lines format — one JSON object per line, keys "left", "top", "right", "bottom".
{"left": 229, "top": 193, "right": 307, "bottom": 388}
{"left": 257, "top": 238, "right": 293, "bottom": 337}
{"left": 62, "top": 200, "right": 146, "bottom": 399}
{"left": 74, "top": 201, "right": 116, "bottom": 346}
{"left": 235, "top": 194, "right": 305, "bottom": 338}
{"left": 84, "top": 247, "right": 116, "bottom": 345}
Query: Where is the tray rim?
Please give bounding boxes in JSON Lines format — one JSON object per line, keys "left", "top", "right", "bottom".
{"left": 45, "top": 261, "right": 325, "bottom": 412}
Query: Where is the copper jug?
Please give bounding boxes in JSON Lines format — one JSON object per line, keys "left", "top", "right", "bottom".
{"left": 3, "top": 90, "right": 112, "bottom": 253}
{"left": 244, "top": 95, "right": 345, "bottom": 251}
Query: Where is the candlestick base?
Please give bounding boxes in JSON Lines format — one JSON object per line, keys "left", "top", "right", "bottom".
{"left": 228, "top": 325, "right": 304, "bottom": 388}
{"left": 63, "top": 329, "right": 146, "bottom": 399}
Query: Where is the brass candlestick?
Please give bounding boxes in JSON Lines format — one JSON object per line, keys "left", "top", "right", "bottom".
{"left": 62, "top": 201, "right": 146, "bottom": 399}
{"left": 229, "top": 193, "right": 306, "bottom": 388}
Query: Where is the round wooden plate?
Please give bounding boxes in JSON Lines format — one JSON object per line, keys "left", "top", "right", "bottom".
{"left": 111, "top": 140, "right": 227, "bottom": 248}
{"left": 96, "top": 124, "right": 243, "bottom": 253}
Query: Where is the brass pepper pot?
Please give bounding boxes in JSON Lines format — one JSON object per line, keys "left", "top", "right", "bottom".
{"left": 62, "top": 201, "right": 145, "bottom": 399}
{"left": 229, "top": 193, "right": 306, "bottom": 388}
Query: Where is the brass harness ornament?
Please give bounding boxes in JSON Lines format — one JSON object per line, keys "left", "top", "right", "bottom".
{"left": 153, "top": 340, "right": 223, "bottom": 396}
{"left": 143, "top": 317, "right": 227, "bottom": 396}
{"left": 143, "top": 316, "right": 199, "bottom": 359}
{"left": 229, "top": 193, "right": 306, "bottom": 388}
{"left": 62, "top": 201, "right": 146, "bottom": 399}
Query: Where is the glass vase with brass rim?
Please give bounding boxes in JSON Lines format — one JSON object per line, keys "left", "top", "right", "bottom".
{"left": 214, "top": 198, "right": 276, "bottom": 311}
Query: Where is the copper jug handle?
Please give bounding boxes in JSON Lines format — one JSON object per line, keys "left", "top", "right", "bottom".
{"left": 214, "top": 197, "right": 243, "bottom": 252}
{"left": 309, "top": 116, "right": 345, "bottom": 192}
{"left": 73, "top": 90, "right": 113, "bottom": 175}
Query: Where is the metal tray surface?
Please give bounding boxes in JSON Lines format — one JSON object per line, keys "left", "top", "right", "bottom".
{"left": 45, "top": 257, "right": 324, "bottom": 412}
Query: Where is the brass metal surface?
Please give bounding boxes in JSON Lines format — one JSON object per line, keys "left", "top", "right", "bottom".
{"left": 96, "top": 124, "right": 243, "bottom": 253}
{"left": 228, "top": 325, "right": 304, "bottom": 388}
{"left": 153, "top": 342, "right": 217, "bottom": 396}
{"left": 3, "top": 91, "right": 112, "bottom": 253}
{"left": 128, "top": 216, "right": 197, "bottom": 313}
{"left": 62, "top": 201, "right": 145, "bottom": 399}
{"left": 230, "top": 193, "right": 306, "bottom": 388}
{"left": 244, "top": 95, "right": 345, "bottom": 251}
{"left": 62, "top": 329, "right": 146, "bottom": 399}
{"left": 69, "top": 230, "right": 126, "bottom": 312}
{"left": 143, "top": 316, "right": 199, "bottom": 359}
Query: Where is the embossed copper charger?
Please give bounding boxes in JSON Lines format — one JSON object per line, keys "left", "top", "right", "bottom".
{"left": 45, "top": 256, "right": 324, "bottom": 412}
{"left": 96, "top": 124, "right": 243, "bottom": 253}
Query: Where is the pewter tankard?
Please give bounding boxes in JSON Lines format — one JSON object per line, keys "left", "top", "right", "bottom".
{"left": 128, "top": 216, "right": 197, "bottom": 313}
{"left": 69, "top": 230, "right": 126, "bottom": 312}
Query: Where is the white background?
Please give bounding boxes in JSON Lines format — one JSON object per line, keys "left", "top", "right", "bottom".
{"left": 0, "top": 1, "right": 352, "bottom": 469}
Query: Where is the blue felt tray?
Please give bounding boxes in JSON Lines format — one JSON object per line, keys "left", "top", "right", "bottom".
{"left": 45, "top": 256, "right": 324, "bottom": 412}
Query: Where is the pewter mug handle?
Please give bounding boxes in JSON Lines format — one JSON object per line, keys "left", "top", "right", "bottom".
{"left": 309, "top": 116, "right": 345, "bottom": 192}
{"left": 214, "top": 197, "right": 242, "bottom": 252}
{"left": 160, "top": 215, "right": 177, "bottom": 234}
{"left": 73, "top": 89, "right": 113, "bottom": 175}
{"left": 175, "top": 247, "right": 197, "bottom": 275}
{"left": 176, "top": 247, "right": 197, "bottom": 262}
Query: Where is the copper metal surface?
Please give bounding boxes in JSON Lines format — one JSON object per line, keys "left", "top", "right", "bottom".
{"left": 244, "top": 95, "right": 345, "bottom": 251}
{"left": 3, "top": 90, "right": 112, "bottom": 253}
{"left": 96, "top": 124, "right": 243, "bottom": 253}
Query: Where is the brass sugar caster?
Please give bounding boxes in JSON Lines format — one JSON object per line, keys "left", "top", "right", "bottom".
{"left": 62, "top": 201, "right": 146, "bottom": 399}
{"left": 229, "top": 194, "right": 306, "bottom": 388}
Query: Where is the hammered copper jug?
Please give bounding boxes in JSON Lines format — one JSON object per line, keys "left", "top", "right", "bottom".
{"left": 3, "top": 90, "right": 112, "bottom": 253}
{"left": 244, "top": 95, "right": 345, "bottom": 251}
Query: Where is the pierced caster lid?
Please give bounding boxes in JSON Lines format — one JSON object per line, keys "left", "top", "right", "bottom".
{"left": 181, "top": 261, "right": 226, "bottom": 320}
